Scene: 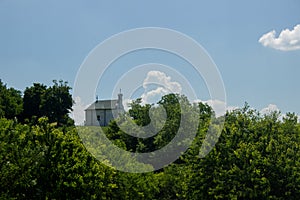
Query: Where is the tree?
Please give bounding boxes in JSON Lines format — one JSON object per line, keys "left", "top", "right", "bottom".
{"left": 0, "top": 117, "right": 116, "bottom": 199}
{"left": 41, "top": 80, "right": 73, "bottom": 126}
{"left": 128, "top": 98, "right": 151, "bottom": 126}
{"left": 21, "top": 80, "right": 74, "bottom": 126}
{"left": 185, "top": 106, "right": 300, "bottom": 199}
{"left": 0, "top": 79, "right": 23, "bottom": 119}
{"left": 22, "top": 83, "right": 47, "bottom": 122}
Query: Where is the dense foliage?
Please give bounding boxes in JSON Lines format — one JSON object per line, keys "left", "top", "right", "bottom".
{"left": 0, "top": 79, "right": 74, "bottom": 126}
{"left": 0, "top": 80, "right": 299, "bottom": 199}
{"left": 0, "top": 80, "right": 23, "bottom": 119}
{"left": 22, "top": 80, "right": 74, "bottom": 126}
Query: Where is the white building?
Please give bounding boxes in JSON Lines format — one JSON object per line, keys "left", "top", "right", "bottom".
{"left": 84, "top": 92, "right": 124, "bottom": 126}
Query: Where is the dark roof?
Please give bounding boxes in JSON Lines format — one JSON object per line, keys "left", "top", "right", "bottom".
{"left": 85, "top": 99, "right": 118, "bottom": 110}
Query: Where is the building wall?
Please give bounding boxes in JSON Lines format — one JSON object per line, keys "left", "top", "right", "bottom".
{"left": 85, "top": 109, "right": 115, "bottom": 126}
{"left": 85, "top": 110, "right": 96, "bottom": 126}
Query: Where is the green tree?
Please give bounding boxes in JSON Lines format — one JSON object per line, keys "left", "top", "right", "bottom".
{"left": 0, "top": 117, "right": 116, "bottom": 199}
{"left": 21, "top": 80, "right": 74, "bottom": 126}
{"left": 22, "top": 83, "right": 47, "bottom": 122}
{"left": 128, "top": 98, "right": 151, "bottom": 126}
{"left": 186, "top": 106, "right": 300, "bottom": 199}
{"left": 0, "top": 79, "right": 23, "bottom": 119}
{"left": 41, "top": 80, "right": 74, "bottom": 126}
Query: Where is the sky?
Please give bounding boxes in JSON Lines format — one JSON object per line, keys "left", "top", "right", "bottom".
{"left": 1, "top": 0, "right": 300, "bottom": 125}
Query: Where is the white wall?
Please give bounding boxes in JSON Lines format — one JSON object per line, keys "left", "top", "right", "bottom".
{"left": 85, "top": 109, "right": 115, "bottom": 126}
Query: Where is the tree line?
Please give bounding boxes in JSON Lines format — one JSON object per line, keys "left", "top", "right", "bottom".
{"left": 0, "top": 79, "right": 73, "bottom": 126}
{"left": 0, "top": 80, "right": 299, "bottom": 199}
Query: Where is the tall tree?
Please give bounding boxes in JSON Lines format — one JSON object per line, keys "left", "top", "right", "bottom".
{"left": 22, "top": 83, "right": 47, "bottom": 122}
{"left": 41, "top": 80, "right": 74, "bottom": 126}
{"left": 128, "top": 98, "right": 151, "bottom": 126}
{"left": 22, "top": 80, "right": 74, "bottom": 126}
{"left": 0, "top": 79, "right": 23, "bottom": 119}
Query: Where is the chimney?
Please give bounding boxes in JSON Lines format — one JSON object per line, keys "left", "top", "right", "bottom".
{"left": 117, "top": 89, "right": 124, "bottom": 110}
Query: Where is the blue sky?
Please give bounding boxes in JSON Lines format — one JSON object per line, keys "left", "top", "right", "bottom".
{"left": 1, "top": 0, "right": 300, "bottom": 124}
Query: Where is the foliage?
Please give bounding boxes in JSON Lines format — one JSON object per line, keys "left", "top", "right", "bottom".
{"left": 0, "top": 78, "right": 300, "bottom": 199}
{"left": 21, "top": 80, "right": 74, "bottom": 126}
{"left": 0, "top": 117, "right": 115, "bottom": 199}
{"left": 0, "top": 79, "right": 23, "bottom": 119}
{"left": 107, "top": 100, "right": 300, "bottom": 199}
{"left": 22, "top": 83, "right": 47, "bottom": 122}
{"left": 184, "top": 106, "right": 300, "bottom": 199}
{"left": 128, "top": 98, "right": 151, "bottom": 126}
{"left": 40, "top": 80, "right": 74, "bottom": 126}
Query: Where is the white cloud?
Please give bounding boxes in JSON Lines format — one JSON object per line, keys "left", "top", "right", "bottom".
{"left": 194, "top": 99, "right": 237, "bottom": 117}
{"left": 70, "top": 96, "right": 86, "bottom": 125}
{"left": 259, "top": 104, "right": 300, "bottom": 122}
{"left": 260, "top": 104, "right": 280, "bottom": 115}
{"left": 141, "top": 71, "right": 182, "bottom": 104}
{"left": 202, "top": 99, "right": 227, "bottom": 117}
{"left": 259, "top": 24, "right": 300, "bottom": 51}
{"left": 226, "top": 105, "right": 239, "bottom": 113}
{"left": 123, "top": 98, "right": 132, "bottom": 112}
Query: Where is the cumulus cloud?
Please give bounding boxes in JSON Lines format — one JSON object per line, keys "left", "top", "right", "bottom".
{"left": 260, "top": 104, "right": 300, "bottom": 122}
{"left": 260, "top": 104, "right": 280, "bottom": 115}
{"left": 201, "top": 99, "right": 227, "bottom": 117}
{"left": 258, "top": 24, "right": 300, "bottom": 51}
{"left": 70, "top": 96, "right": 86, "bottom": 126}
{"left": 141, "top": 71, "right": 182, "bottom": 104}
{"left": 140, "top": 71, "right": 237, "bottom": 117}
{"left": 194, "top": 99, "right": 238, "bottom": 117}
{"left": 226, "top": 105, "right": 239, "bottom": 113}
{"left": 123, "top": 98, "right": 133, "bottom": 112}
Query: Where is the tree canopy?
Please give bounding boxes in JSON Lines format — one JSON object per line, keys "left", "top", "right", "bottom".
{"left": 0, "top": 79, "right": 23, "bottom": 119}
{"left": 21, "top": 80, "right": 74, "bottom": 126}
{"left": 0, "top": 79, "right": 299, "bottom": 199}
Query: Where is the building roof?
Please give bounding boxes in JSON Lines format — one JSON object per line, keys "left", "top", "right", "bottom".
{"left": 85, "top": 99, "right": 118, "bottom": 110}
